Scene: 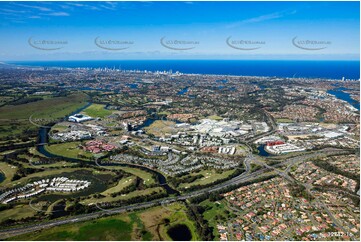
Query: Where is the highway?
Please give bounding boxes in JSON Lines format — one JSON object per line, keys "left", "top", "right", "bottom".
{"left": 0, "top": 148, "right": 343, "bottom": 239}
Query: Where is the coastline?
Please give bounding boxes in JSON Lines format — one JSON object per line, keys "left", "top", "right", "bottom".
{"left": 4, "top": 60, "right": 360, "bottom": 80}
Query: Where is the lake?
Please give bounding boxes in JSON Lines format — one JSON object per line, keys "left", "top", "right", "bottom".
{"left": 167, "top": 224, "right": 192, "bottom": 241}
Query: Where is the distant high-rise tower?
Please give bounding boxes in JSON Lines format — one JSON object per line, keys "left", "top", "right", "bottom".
{"left": 342, "top": 77, "right": 345, "bottom": 81}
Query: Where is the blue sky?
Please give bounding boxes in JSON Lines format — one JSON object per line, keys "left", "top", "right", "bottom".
{"left": 0, "top": 1, "right": 359, "bottom": 61}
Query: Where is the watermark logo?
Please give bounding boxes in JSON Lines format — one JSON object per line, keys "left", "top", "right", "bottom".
{"left": 28, "top": 37, "right": 68, "bottom": 51}
{"left": 292, "top": 36, "right": 331, "bottom": 51}
{"left": 94, "top": 37, "right": 134, "bottom": 51}
{"left": 28, "top": 156, "right": 59, "bottom": 168}
{"left": 226, "top": 36, "right": 265, "bottom": 50}
{"left": 160, "top": 36, "right": 199, "bottom": 50}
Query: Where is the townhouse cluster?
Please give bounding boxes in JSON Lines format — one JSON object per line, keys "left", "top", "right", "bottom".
{"left": 0, "top": 177, "right": 90, "bottom": 204}
{"left": 111, "top": 150, "right": 240, "bottom": 176}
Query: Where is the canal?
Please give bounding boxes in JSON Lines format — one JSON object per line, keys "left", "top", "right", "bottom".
{"left": 327, "top": 87, "right": 360, "bottom": 111}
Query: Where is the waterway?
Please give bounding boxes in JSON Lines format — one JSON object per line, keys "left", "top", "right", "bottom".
{"left": 327, "top": 87, "right": 360, "bottom": 111}
{"left": 0, "top": 172, "right": 5, "bottom": 184}
{"left": 257, "top": 145, "right": 270, "bottom": 157}
{"left": 37, "top": 127, "right": 178, "bottom": 195}
{"left": 127, "top": 83, "right": 138, "bottom": 89}
{"left": 135, "top": 115, "right": 182, "bottom": 131}
{"left": 177, "top": 87, "right": 189, "bottom": 95}
{"left": 36, "top": 104, "right": 178, "bottom": 195}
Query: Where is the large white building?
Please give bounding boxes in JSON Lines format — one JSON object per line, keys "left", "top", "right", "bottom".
{"left": 68, "top": 114, "right": 93, "bottom": 123}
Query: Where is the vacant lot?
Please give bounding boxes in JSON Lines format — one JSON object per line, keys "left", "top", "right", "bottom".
{"left": 144, "top": 120, "right": 177, "bottom": 137}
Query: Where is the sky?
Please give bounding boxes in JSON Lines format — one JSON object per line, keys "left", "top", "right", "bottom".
{"left": 0, "top": 1, "right": 359, "bottom": 61}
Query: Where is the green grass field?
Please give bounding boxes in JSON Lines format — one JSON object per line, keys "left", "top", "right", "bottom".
{"left": 50, "top": 124, "right": 68, "bottom": 132}
{"left": 138, "top": 202, "right": 200, "bottom": 241}
{"left": 8, "top": 216, "right": 134, "bottom": 241}
{"left": 7, "top": 202, "right": 200, "bottom": 241}
{"left": 0, "top": 93, "right": 88, "bottom": 120}
{"left": 179, "top": 169, "right": 235, "bottom": 189}
{"left": 207, "top": 115, "right": 223, "bottom": 121}
{"left": 8, "top": 203, "right": 198, "bottom": 241}
{"left": 276, "top": 118, "right": 294, "bottom": 123}
{"left": 82, "top": 187, "right": 164, "bottom": 204}
{"left": 101, "top": 165, "right": 156, "bottom": 186}
{"left": 100, "top": 176, "right": 136, "bottom": 196}
{"left": 82, "top": 104, "right": 112, "bottom": 118}
{"left": 44, "top": 142, "right": 93, "bottom": 160}
{"left": 0, "top": 204, "right": 37, "bottom": 224}
{"left": 0, "top": 93, "right": 88, "bottom": 138}
{"left": 117, "top": 166, "right": 156, "bottom": 186}
{"left": 200, "top": 199, "right": 232, "bottom": 240}
{"left": 0, "top": 162, "right": 17, "bottom": 185}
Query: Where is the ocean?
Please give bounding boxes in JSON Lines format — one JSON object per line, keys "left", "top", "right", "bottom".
{"left": 8, "top": 60, "right": 360, "bottom": 80}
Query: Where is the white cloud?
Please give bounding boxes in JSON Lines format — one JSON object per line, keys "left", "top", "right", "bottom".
{"left": 226, "top": 10, "right": 297, "bottom": 28}
{"left": 12, "top": 3, "right": 52, "bottom": 12}
{"left": 42, "top": 12, "right": 70, "bottom": 17}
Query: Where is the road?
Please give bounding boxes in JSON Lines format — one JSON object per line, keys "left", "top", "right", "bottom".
{"left": 0, "top": 148, "right": 342, "bottom": 239}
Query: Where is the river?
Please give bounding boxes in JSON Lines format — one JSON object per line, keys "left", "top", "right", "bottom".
{"left": 35, "top": 102, "right": 178, "bottom": 195}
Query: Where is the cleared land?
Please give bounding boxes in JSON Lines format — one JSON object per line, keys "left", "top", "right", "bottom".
{"left": 144, "top": 120, "right": 177, "bottom": 137}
